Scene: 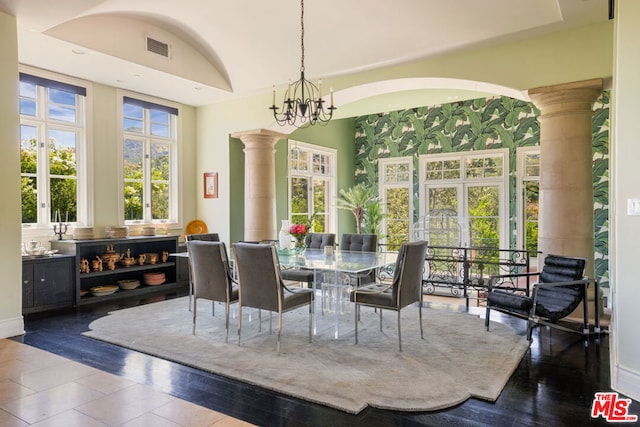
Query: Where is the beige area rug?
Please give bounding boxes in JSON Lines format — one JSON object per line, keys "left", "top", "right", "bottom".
{"left": 83, "top": 297, "right": 529, "bottom": 414}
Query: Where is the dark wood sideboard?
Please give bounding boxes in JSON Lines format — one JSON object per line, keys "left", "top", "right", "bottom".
{"left": 51, "top": 235, "right": 180, "bottom": 307}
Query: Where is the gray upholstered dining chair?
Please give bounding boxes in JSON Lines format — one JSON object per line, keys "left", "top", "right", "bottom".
{"left": 184, "top": 233, "right": 221, "bottom": 309}
{"left": 340, "top": 233, "right": 378, "bottom": 286}
{"left": 187, "top": 240, "right": 238, "bottom": 342}
{"left": 281, "top": 232, "right": 336, "bottom": 288}
{"left": 350, "top": 240, "right": 428, "bottom": 352}
{"left": 232, "top": 242, "right": 314, "bottom": 353}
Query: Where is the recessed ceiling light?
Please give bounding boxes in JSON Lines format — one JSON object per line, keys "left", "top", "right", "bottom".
{"left": 72, "top": 49, "right": 86, "bottom": 55}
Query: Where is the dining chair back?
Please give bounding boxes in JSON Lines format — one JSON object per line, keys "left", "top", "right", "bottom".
{"left": 340, "top": 233, "right": 379, "bottom": 286}
{"left": 304, "top": 233, "right": 336, "bottom": 249}
{"left": 340, "top": 233, "right": 378, "bottom": 252}
{"left": 186, "top": 233, "right": 220, "bottom": 242}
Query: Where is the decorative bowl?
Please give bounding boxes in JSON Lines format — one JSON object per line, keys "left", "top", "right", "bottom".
{"left": 277, "top": 246, "right": 305, "bottom": 257}
{"left": 90, "top": 285, "right": 119, "bottom": 296}
{"left": 117, "top": 279, "right": 140, "bottom": 290}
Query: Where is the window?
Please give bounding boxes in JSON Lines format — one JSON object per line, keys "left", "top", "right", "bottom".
{"left": 120, "top": 95, "right": 178, "bottom": 224}
{"left": 517, "top": 147, "right": 540, "bottom": 252}
{"left": 288, "top": 141, "right": 336, "bottom": 232}
{"left": 419, "top": 150, "right": 508, "bottom": 248}
{"left": 379, "top": 157, "right": 412, "bottom": 250}
{"left": 19, "top": 71, "right": 88, "bottom": 227}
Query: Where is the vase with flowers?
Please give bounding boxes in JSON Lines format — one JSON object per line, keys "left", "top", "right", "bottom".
{"left": 289, "top": 223, "right": 308, "bottom": 251}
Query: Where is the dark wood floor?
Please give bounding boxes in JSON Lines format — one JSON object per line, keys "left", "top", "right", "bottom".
{"left": 12, "top": 293, "right": 639, "bottom": 427}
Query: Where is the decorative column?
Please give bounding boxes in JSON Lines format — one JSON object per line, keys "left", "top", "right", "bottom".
{"left": 231, "top": 129, "right": 287, "bottom": 242}
{"left": 529, "top": 79, "right": 603, "bottom": 319}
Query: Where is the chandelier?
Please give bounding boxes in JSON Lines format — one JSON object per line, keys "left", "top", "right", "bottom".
{"left": 270, "top": 0, "right": 335, "bottom": 127}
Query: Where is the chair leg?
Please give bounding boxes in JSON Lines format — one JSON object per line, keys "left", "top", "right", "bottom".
{"left": 212, "top": 301, "right": 215, "bottom": 316}
{"left": 354, "top": 303, "right": 359, "bottom": 345}
{"left": 308, "top": 304, "right": 312, "bottom": 343}
{"left": 379, "top": 309, "right": 383, "bottom": 331}
{"left": 485, "top": 305, "right": 491, "bottom": 331}
{"left": 419, "top": 302, "right": 424, "bottom": 340}
{"left": 277, "top": 311, "right": 282, "bottom": 353}
{"left": 192, "top": 298, "right": 197, "bottom": 335}
{"left": 237, "top": 304, "right": 242, "bottom": 346}
{"left": 526, "top": 319, "right": 534, "bottom": 341}
{"left": 397, "top": 310, "right": 402, "bottom": 352}
{"left": 225, "top": 302, "right": 230, "bottom": 344}
{"left": 582, "top": 289, "right": 589, "bottom": 335}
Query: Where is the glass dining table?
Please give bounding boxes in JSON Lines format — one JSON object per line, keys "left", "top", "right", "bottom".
{"left": 173, "top": 246, "right": 398, "bottom": 339}
{"left": 278, "top": 248, "right": 398, "bottom": 338}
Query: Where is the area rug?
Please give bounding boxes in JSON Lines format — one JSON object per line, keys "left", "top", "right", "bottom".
{"left": 83, "top": 297, "right": 529, "bottom": 414}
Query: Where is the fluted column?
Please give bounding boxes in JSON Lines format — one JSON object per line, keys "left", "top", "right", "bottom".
{"left": 231, "top": 129, "right": 287, "bottom": 242}
{"left": 529, "top": 79, "right": 603, "bottom": 320}
{"left": 529, "top": 79, "right": 602, "bottom": 276}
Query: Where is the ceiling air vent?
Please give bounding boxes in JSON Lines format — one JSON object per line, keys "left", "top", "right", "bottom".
{"left": 146, "top": 36, "right": 170, "bottom": 58}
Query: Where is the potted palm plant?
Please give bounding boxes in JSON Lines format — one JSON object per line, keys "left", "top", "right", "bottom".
{"left": 337, "top": 183, "right": 385, "bottom": 235}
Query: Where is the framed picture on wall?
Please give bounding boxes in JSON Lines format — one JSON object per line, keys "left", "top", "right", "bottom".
{"left": 204, "top": 172, "right": 218, "bottom": 199}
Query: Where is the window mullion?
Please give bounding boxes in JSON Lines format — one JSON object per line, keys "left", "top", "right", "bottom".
{"left": 143, "top": 139, "right": 152, "bottom": 221}
{"left": 40, "top": 120, "right": 52, "bottom": 225}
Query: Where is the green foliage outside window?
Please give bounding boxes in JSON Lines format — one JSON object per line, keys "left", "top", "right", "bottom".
{"left": 20, "top": 138, "right": 77, "bottom": 223}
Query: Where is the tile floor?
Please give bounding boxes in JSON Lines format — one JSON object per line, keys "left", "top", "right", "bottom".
{"left": 0, "top": 339, "right": 253, "bottom": 426}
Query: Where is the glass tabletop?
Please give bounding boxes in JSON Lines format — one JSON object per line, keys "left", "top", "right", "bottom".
{"left": 277, "top": 248, "right": 397, "bottom": 273}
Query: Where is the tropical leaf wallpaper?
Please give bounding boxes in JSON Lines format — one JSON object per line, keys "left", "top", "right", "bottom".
{"left": 354, "top": 91, "right": 610, "bottom": 287}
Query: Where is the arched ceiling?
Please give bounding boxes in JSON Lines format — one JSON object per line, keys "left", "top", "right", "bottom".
{"left": 0, "top": 0, "right": 608, "bottom": 112}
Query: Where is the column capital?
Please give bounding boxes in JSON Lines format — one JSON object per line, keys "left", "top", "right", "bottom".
{"left": 528, "top": 79, "right": 603, "bottom": 115}
{"left": 231, "top": 128, "right": 288, "bottom": 145}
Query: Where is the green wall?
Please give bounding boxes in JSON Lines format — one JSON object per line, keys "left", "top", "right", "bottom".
{"left": 289, "top": 118, "right": 357, "bottom": 236}
{"left": 353, "top": 93, "right": 610, "bottom": 286}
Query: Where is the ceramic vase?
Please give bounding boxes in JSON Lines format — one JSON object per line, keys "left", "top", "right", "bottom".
{"left": 279, "top": 220, "right": 292, "bottom": 249}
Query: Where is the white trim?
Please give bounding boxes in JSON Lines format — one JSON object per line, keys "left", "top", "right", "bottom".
{"left": 516, "top": 146, "right": 540, "bottom": 252}
{"left": 612, "top": 363, "right": 640, "bottom": 403}
{"left": 378, "top": 156, "right": 413, "bottom": 245}
{"left": 19, "top": 65, "right": 92, "bottom": 231}
{"left": 418, "top": 148, "right": 509, "bottom": 248}
{"left": 287, "top": 140, "right": 337, "bottom": 233}
{"left": 335, "top": 78, "right": 530, "bottom": 106}
{"left": 117, "top": 89, "right": 181, "bottom": 226}
{"left": 0, "top": 316, "right": 25, "bottom": 339}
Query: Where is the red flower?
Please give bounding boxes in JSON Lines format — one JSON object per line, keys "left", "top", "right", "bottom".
{"left": 289, "top": 223, "right": 307, "bottom": 238}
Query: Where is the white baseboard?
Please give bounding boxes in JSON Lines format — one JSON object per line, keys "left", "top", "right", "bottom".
{"left": 0, "top": 316, "right": 25, "bottom": 339}
{"left": 613, "top": 364, "right": 640, "bottom": 403}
